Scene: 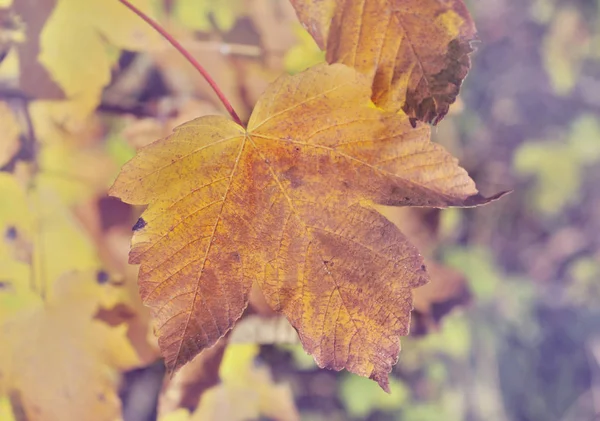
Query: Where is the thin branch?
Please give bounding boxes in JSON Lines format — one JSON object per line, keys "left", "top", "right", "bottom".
{"left": 117, "top": 0, "right": 244, "bottom": 126}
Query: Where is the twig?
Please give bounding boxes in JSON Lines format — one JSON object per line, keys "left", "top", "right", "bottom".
{"left": 117, "top": 0, "right": 244, "bottom": 126}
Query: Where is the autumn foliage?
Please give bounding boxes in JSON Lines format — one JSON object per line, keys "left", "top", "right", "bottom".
{"left": 109, "top": 0, "right": 504, "bottom": 392}
{"left": 1, "top": 0, "right": 508, "bottom": 419}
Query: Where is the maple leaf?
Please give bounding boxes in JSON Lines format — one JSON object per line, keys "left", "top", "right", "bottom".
{"left": 110, "top": 63, "right": 503, "bottom": 391}
{"left": 289, "top": 0, "right": 477, "bottom": 124}
{"left": 377, "top": 206, "right": 471, "bottom": 333}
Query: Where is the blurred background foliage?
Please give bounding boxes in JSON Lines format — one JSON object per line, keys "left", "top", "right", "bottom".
{"left": 1, "top": 0, "right": 600, "bottom": 420}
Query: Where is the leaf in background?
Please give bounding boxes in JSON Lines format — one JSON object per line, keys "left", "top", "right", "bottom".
{"left": 413, "top": 312, "right": 471, "bottom": 359}
{"left": 31, "top": 0, "right": 162, "bottom": 115}
{"left": 12, "top": 0, "right": 65, "bottom": 100}
{"left": 158, "top": 338, "right": 226, "bottom": 418}
{"left": 0, "top": 271, "right": 141, "bottom": 421}
{"left": 173, "top": 0, "right": 243, "bottom": 32}
{"left": 37, "top": 143, "right": 116, "bottom": 205}
{"left": 565, "top": 256, "right": 600, "bottom": 308}
{"left": 0, "top": 103, "right": 20, "bottom": 169}
{"left": 284, "top": 24, "right": 325, "bottom": 74}
{"left": 0, "top": 396, "right": 16, "bottom": 421}
{"left": 514, "top": 115, "right": 600, "bottom": 215}
{"left": 191, "top": 344, "right": 299, "bottom": 421}
{"left": 340, "top": 374, "right": 408, "bottom": 418}
{"left": 0, "top": 175, "right": 110, "bottom": 305}
{"left": 542, "top": 6, "right": 591, "bottom": 96}
{"left": 110, "top": 63, "right": 503, "bottom": 390}
{"left": 443, "top": 247, "right": 502, "bottom": 302}
{"left": 22, "top": 102, "right": 118, "bottom": 205}
{"left": 159, "top": 409, "right": 192, "bottom": 421}
{"left": 289, "top": 0, "right": 477, "bottom": 124}
{"left": 0, "top": 178, "right": 147, "bottom": 421}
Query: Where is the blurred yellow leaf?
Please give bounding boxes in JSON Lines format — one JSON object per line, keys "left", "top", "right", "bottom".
{"left": 542, "top": 6, "right": 591, "bottom": 95}
{"left": 284, "top": 24, "right": 325, "bottom": 74}
{"left": 37, "top": 143, "right": 116, "bottom": 205}
{"left": 37, "top": 0, "right": 162, "bottom": 114}
{"left": 416, "top": 312, "right": 471, "bottom": 359}
{"left": 568, "top": 114, "right": 600, "bottom": 164}
{"left": 0, "top": 259, "right": 37, "bottom": 324}
{"left": 0, "top": 48, "right": 19, "bottom": 82}
{"left": 514, "top": 115, "right": 600, "bottom": 215}
{"left": 191, "top": 344, "right": 299, "bottom": 421}
{"left": 25, "top": 101, "right": 117, "bottom": 205}
{"left": 566, "top": 257, "right": 600, "bottom": 307}
{"left": 0, "top": 102, "right": 20, "bottom": 168}
{"left": 0, "top": 177, "right": 145, "bottom": 421}
{"left": 0, "top": 175, "right": 101, "bottom": 297}
{"left": 0, "top": 271, "right": 141, "bottom": 421}
{"left": 0, "top": 396, "right": 16, "bottom": 421}
{"left": 36, "top": 191, "right": 100, "bottom": 296}
{"left": 173, "top": 0, "right": 243, "bottom": 32}
{"left": 0, "top": 173, "right": 31, "bottom": 242}
{"left": 340, "top": 374, "right": 408, "bottom": 418}
{"left": 28, "top": 101, "right": 97, "bottom": 145}
{"left": 160, "top": 408, "right": 192, "bottom": 421}
{"left": 444, "top": 247, "right": 502, "bottom": 302}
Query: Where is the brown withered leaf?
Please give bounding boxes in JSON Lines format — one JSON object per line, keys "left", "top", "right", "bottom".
{"left": 109, "top": 63, "right": 504, "bottom": 391}
{"left": 290, "top": 0, "right": 477, "bottom": 124}
{"left": 410, "top": 260, "right": 471, "bottom": 334}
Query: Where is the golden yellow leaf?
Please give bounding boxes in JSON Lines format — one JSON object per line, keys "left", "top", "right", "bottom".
{"left": 284, "top": 24, "right": 326, "bottom": 74}
{"left": 0, "top": 177, "right": 146, "bottom": 420}
{"left": 0, "top": 174, "right": 30, "bottom": 241}
{"left": 290, "top": 0, "right": 477, "bottom": 124}
{"left": 37, "top": 143, "right": 117, "bottom": 205}
{"left": 0, "top": 271, "right": 141, "bottom": 421}
{"left": 160, "top": 409, "right": 192, "bottom": 421}
{"left": 0, "top": 396, "right": 16, "bottom": 421}
{"left": 191, "top": 344, "right": 299, "bottom": 421}
{"left": 110, "top": 63, "right": 503, "bottom": 390}
{"left": 0, "top": 174, "right": 108, "bottom": 301}
{"left": 33, "top": 0, "right": 162, "bottom": 114}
